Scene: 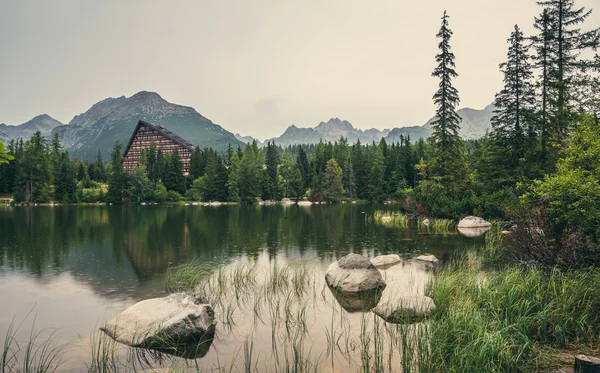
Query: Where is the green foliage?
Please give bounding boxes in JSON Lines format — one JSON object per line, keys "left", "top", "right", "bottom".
{"left": 322, "top": 159, "right": 344, "bottom": 203}
{"left": 54, "top": 151, "right": 77, "bottom": 203}
{"left": 14, "top": 131, "right": 52, "bottom": 203}
{"left": 0, "top": 142, "right": 13, "bottom": 164}
{"left": 429, "top": 266, "right": 600, "bottom": 372}
{"left": 162, "top": 150, "right": 186, "bottom": 195}
{"left": 525, "top": 116, "right": 600, "bottom": 241}
{"left": 107, "top": 141, "right": 126, "bottom": 204}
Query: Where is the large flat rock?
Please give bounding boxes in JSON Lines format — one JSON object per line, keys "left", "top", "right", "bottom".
{"left": 101, "top": 293, "right": 216, "bottom": 352}
{"left": 457, "top": 216, "right": 492, "bottom": 228}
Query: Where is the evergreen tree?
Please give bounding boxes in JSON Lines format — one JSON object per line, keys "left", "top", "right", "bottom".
{"left": 107, "top": 141, "right": 126, "bottom": 204}
{"left": 88, "top": 150, "right": 106, "bottom": 182}
{"left": 489, "top": 25, "right": 537, "bottom": 185}
{"left": 227, "top": 151, "right": 241, "bottom": 201}
{"left": 322, "top": 159, "right": 344, "bottom": 203}
{"left": 288, "top": 167, "right": 304, "bottom": 202}
{"left": 76, "top": 161, "right": 87, "bottom": 181}
{"left": 368, "top": 146, "right": 386, "bottom": 201}
{"left": 188, "top": 147, "right": 205, "bottom": 184}
{"left": 296, "top": 147, "right": 310, "bottom": 189}
{"left": 163, "top": 151, "right": 186, "bottom": 195}
{"left": 238, "top": 143, "right": 263, "bottom": 203}
{"left": 50, "top": 133, "right": 63, "bottom": 183}
{"left": 14, "top": 131, "right": 51, "bottom": 203}
{"left": 129, "top": 166, "right": 154, "bottom": 203}
{"left": 426, "top": 11, "right": 467, "bottom": 190}
{"left": 536, "top": 0, "right": 600, "bottom": 139}
{"left": 263, "top": 141, "right": 279, "bottom": 200}
{"left": 54, "top": 151, "right": 77, "bottom": 203}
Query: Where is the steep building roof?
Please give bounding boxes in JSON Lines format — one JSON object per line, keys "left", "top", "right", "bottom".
{"left": 123, "top": 119, "right": 197, "bottom": 155}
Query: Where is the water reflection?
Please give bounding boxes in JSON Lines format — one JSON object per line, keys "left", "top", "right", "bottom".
{"left": 0, "top": 205, "right": 485, "bottom": 372}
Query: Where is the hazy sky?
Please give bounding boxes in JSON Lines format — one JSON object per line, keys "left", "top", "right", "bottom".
{"left": 1, "top": 0, "right": 598, "bottom": 139}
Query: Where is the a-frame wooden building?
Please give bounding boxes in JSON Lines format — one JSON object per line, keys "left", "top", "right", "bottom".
{"left": 122, "top": 120, "right": 196, "bottom": 176}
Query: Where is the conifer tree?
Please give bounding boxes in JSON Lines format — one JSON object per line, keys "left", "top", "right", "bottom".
{"left": 322, "top": 159, "right": 344, "bottom": 203}
{"left": 107, "top": 141, "right": 126, "bottom": 204}
{"left": 54, "top": 151, "right": 77, "bottom": 203}
{"left": 426, "top": 11, "right": 467, "bottom": 189}
{"left": 489, "top": 25, "right": 537, "bottom": 185}
{"left": 227, "top": 151, "right": 241, "bottom": 201}
{"left": 263, "top": 141, "right": 279, "bottom": 200}
{"left": 163, "top": 151, "right": 186, "bottom": 195}
{"left": 536, "top": 0, "right": 600, "bottom": 138}
{"left": 296, "top": 147, "right": 310, "bottom": 189}
{"left": 14, "top": 131, "right": 52, "bottom": 202}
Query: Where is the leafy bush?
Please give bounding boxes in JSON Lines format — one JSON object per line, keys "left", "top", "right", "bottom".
{"left": 509, "top": 208, "right": 599, "bottom": 268}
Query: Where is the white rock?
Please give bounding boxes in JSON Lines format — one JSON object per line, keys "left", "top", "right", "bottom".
{"left": 140, "top": 202, "right": 147, "bottom": 206}
{"left": 381, "top": 216, "right": 392, "bottom": 223}
{"left": 297, "top": 201, "right": 312, "bottom": 206}
{"left": 421, "top": 219, "right": 430, "bottom": 226}
{"left": 325, "top": 254, "right": 386, "bottom": 293}
{"left": 501, "top": 230, "right": 511, "bottom": 235}
{"left": 101, "top": 293, "right": 216, "bottom": 348}
{"left": 372, "top": 295, "right": 436, "bottom": 324}
{"left": 280, "top": 198, "right": 295, "bottom": 205}
{"left": 415, "top": 255, "right": 439, "bottom": 263}
{"left": 457, "top": 216, "right": 492, "bottom": 228}
{"left": 210, "top": 201, "right": 222, "bottom": 206}
{"left": 370, "top": 254, "right": 402, "bottom": 269}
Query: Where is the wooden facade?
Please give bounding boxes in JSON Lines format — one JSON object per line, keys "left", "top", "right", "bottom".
{"left": 122, "top": 120, "right": 196, "bottom": 176}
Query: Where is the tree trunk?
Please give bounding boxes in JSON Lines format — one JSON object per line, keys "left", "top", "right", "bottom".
{"left": 575, "top": 355, "right": 600, "bottom": 373}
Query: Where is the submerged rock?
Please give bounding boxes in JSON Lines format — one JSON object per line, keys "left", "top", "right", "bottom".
{"left": 328, "top": 286, "right": 384, "bottom": 313}
{"left": 458, "top": 226, "right": 491, "bottom": 237}
{"left": 457, "top": 216, "right": 492, "bottom": 228}
{"left": 415, "top": 255, "right": 439, "bottom": 263}
{"left": 372, "top": 295, "right": 436, "bottom": 324}
{"left": 101, "top": 293, "right": 216, "bottom": 357}
{"left": 370, "top": 254, "right": 402, "bottom": 269}
{"left": 325, "top": 254, "right": 386, "bottom": 293}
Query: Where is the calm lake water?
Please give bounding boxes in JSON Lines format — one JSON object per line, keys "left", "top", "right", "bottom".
{"left": 0, "top": 205, "right": 485, "bottom": 372}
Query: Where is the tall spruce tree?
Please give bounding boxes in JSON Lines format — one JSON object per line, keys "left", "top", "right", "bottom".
{"left": 426, "top": 11, "right": 466, "bottom": 189}
{"left": 263, "top": 141, "right": 279, "bottom": 200}
{"left": 536, "top": 0, "right": 600, "bottom": 139}
{"left": 489, "top": 25, "right": 537, "bottom": 185}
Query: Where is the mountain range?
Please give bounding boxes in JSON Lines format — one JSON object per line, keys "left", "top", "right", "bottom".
{"left": 236, "top": 104, "right": 495, "bottom": 147}
{"left": 1, "top": 91, "right": 495, "bottom": 160}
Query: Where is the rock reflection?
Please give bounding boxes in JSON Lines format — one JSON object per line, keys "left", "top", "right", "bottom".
{"left": 327, "top": 286, "right": 384, "bottom": 312}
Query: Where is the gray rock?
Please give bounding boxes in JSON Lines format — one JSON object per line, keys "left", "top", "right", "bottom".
{"left": 457, "top": 216, "right": 492, "bottom": 228}
{"left": 372, "top": 295, "right": 436, "bottom": 324}
{"left": 370, "top": 254, "right": 402, "bottom": 269}
{"left": 575, "top": 354, "right": 600, "bottom": 373}
{"left": 325, "top": 254, "right": 386, "bottom": 293}
{"left": 101, "top": 293, "right": 216, "bottom": 351}
{"left": 415, "top": 255, "right": 439, "bottom": 263}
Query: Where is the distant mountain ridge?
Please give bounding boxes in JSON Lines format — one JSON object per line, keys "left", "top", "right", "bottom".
{"left": 0, "top": 114, "right": 63, "bottom": 142}
{"left": 236, "top": 104, "right": 495, "bottom": 146}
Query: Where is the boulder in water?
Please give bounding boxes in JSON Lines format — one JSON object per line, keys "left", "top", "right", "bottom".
{"left": 372, "top": 295, "right": 436, "bottom": 324}
{"left": 101, "top": 293, "right": 216, "bottom": 356}
{"left": 457, "top": 216, "right": 492, "bottom": 228}
{"left": 370, "top": 254, "right": 402, "bottom": 269}
{"left": 415, "top": 255, "right": 439, "bottom": 263}
{"left": 325, "top": 254, "right": 386, "bottom": 293}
